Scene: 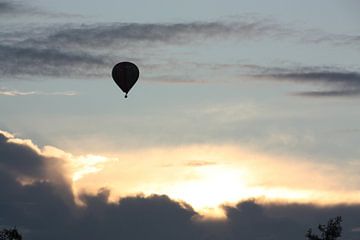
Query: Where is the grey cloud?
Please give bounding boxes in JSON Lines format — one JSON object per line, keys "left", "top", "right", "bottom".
{"left": 0, "top": 44, "right": 110, "bottom": 78}
{"left": 301, "top": 30, "right": 360, "bottom": 46}
{"left": 20, "top": 20, "right": 286, "bottom": 49}
{"left": 0, "top": 0, "right": 80, "bottom": 19}
{"left": 1, "top": 18, "right": 357, "bottom": 81}
{"left": 75, "top": 191, "right": 201, "bottom": 240}
{"left": 0, "top": 132, "right": 47, "bottom": 178}
{"left": 0, "top": 1, "right": 23, "bottom": 14}
{"left": 265, "top": 71, "right": 360, "bottom": 85}
{"left": 0, "top": 19, "right": 287, "bottom": 79}
{"left": 17, "top": 20, "right": 360, "bottom": 51}
{"left": 293, "top": 89, "right": 360, "bottom": 97}
{"left": 0, "top": 131, "right": 74, "bottom": 222}
{"left": 250, "top": 67, "right": 360, "bottom": 97}
{"left": 0, "top": 130, "right": 201, "bottom": 239}
{"left": 224, "top": 200, "right": 360, "bottom": 240}
{"left": 1, "top": 130, "right": 360, "bottom": 240}
{"left": 0, "top": 0, "right": 42, "bottom": 16}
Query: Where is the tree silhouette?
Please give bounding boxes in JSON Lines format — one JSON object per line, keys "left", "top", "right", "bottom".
{"left": 306, "top": 216, "right": 342, "bottom": 240}
{"left": 0, "top": 228, "right": 22, "bottom": 240}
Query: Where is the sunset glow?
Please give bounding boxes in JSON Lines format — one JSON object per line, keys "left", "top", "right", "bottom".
{"left": 68, "top": 145, "right": 360, "bottom": 217}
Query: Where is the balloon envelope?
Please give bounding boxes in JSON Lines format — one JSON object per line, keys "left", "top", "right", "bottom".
{"left": 112, "top": 62, "right": 139, "bottom": 97}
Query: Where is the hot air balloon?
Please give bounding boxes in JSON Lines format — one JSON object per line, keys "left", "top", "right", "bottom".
{"left": 112, "top": 62, "right": 139, "bottom": 98}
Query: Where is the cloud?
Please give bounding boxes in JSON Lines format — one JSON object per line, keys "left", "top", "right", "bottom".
{"left": 0, "top": 0, "right": 44, "bottom": 17}
{"left": 0, "top": 130, "right": 200, "bottom": 239}
{"left": 1, "top": 130, "right": 360, "bottom": 240}
{"left": 0, "top": 87, "right": 77, "bottom": 96}
{"left": 301, "top": 30, "right": 360, "bottom": 47}
{"left": 0, "top": 16, "right": 357, "bottom": 82}
{"left": 264, "top": 71, "right": 360, "bottom": 85}
{"left": 0, "top": 19, "right": 287, "bottom": 79}
{"left": 224, "top": 200, "right": 360, "bottom": 240}
{"left": 0, "top": 1, "right": 24, "bottom": 15}
{"left": 75, "top": 191, "right": 200, "bottom": 240}
{"left": 12, "top": 18, "right": 359, "bottom": 51}
{"left": 2, "top": 1, "right": 358, "bottom": 47}
{"left": 21, "top": 20, "right": 286, "bottom": 48}
{"left": 185, "top": 160, "right": 217, "bottom": 167}
{"left": 0, "top": 0, "right": 81, "bottom": 19}
{"left": 293, "top": 89, "right": 360, "bottom": 97}
{"left": 249, "top": 66, "right": 360, "bottom": 97}
{"left": 0, "top": 44, "right": 110, "bottom": 78}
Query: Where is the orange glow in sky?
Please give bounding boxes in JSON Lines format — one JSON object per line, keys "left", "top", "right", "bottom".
{"left": 69, "top": 145, "right": 360, "bottom": 218}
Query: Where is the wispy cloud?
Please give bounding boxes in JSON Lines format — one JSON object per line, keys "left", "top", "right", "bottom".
{"left": 20, "top": 20, "right": 287, "bottom": 48}
{"left": 0, "top": 44, "right": 110, "bottom": 78}
{"left": 0, "top": 0, "right": 25, "bottom": 15}
{"left": 185, "top": 160, "right": 217, "bottom": 167}
{"left": 293, "top": 89, "right": 360, "bottom": 97}
{"left": 0, "top": 0, "right": 47, "bottom": 17}
{"left": 261, "top": 70, "right": 360, "bottom": 85}
{"left": 0, "top": 87, "right": 77, "bottom": 96}
{"left": 0, "top": 19, "right": 288, "bottom": 79}
{"left": 0, "top": 14, "right": 358, "bottom": 86}
{"left": 248, "top": 66, "right": 360, "bottom": 97}
{"left": 0, "top": 0, "right": 82, "bottom": 19}
{"left": 301, "top": 29, "right": 360, "bottom": 47}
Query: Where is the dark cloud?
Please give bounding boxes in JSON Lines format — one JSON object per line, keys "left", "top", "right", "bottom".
{"left": 250, "top": 67, "right": 360, "bottom": 97}
{"left": 0, "top": 18, "right": 357, "bottom": 81}
{"left": 301, "top": 30, "right": 360, "bottom": 47}
{"left": 0, "top": 131, "right": 75, "bottom": 238}
{"left": 0, "top": 0, "right": 80, "bottom": 19}
{"left": 20, "top": 20, "right": 286, "bottom": 49}
{"left": 1, "top": 130, "right": 360, "bottom": 240}
{"left": 224, "top": 201, "right": 360, "bottom": 240}
{"left": 14, "top": 19, "right": 360, "bottom": 51}
{"left": 0, "top": 19, "right": 288, "bottom": 79}
{"left": 74, "top": 191, "right": 201, "bottom": 240}
{"left": 0, "top": 1, "right": 22, "bottom": 14}
{"left": 293, "top": 89, "right": 360, "bottom": 97}
{"left": 0, "top": 0, "right": 42, "bottom": 16}
{"left": 0, "top": 44, "right": 110, "bottom": 78}
{"left": 266, "top": 71, "right": 360, "bottom": 85}
{"left": 0, "top": 130, "right": 202, "bottom": 240}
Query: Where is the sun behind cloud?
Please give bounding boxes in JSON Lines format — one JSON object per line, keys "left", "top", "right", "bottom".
{"left": 71, "top": 144, "right": 360, "bottom": 218}
{"left": 2, "top": 129, "right": 359, "bottom": 219}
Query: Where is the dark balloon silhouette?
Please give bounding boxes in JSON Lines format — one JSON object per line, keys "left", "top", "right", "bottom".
{"left": 112, "top": 62, "right": 139, "bottom": 98}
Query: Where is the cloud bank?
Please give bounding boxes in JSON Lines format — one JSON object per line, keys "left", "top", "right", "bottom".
{"left": 1, "top": 130, "right": 360, "bottom": 240}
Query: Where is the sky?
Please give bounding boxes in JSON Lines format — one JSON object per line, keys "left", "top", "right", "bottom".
{"left": 0, "top": 0, "right": 360, "bottom": 239}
